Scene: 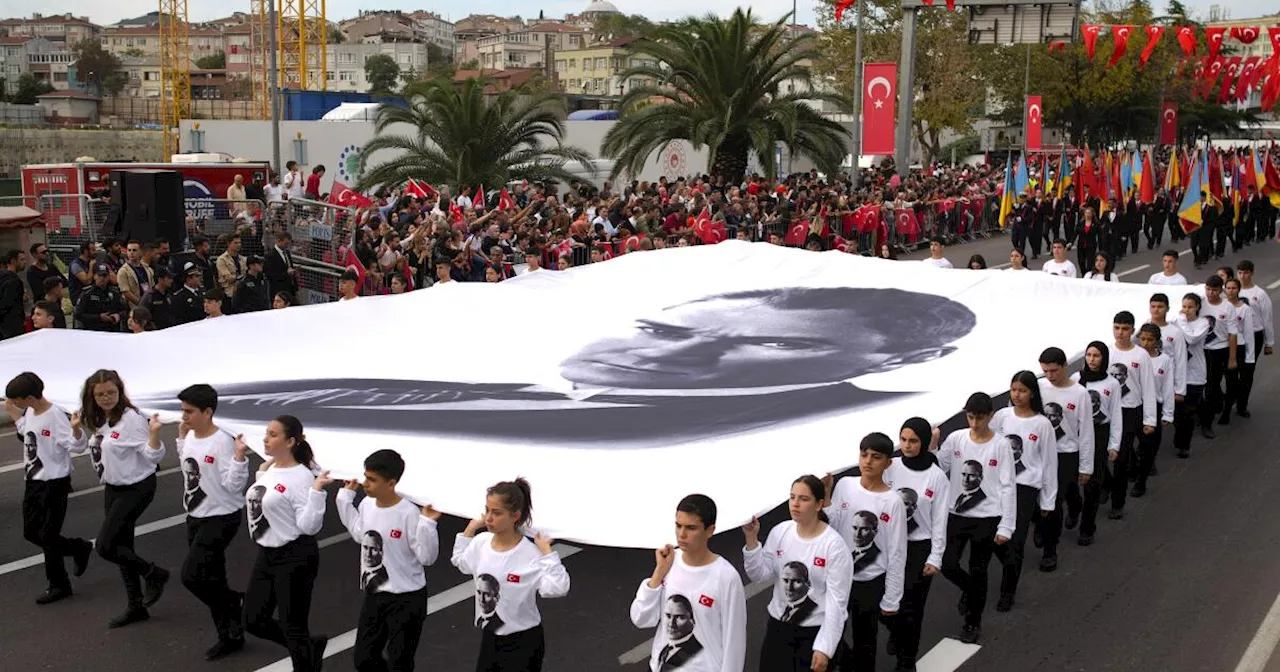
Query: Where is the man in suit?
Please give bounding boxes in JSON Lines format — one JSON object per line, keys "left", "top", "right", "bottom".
{"left": 851, "top": 511, "right": 881, "bottom": 573}
{"left": 659, "top": 594, "right": 703, "bottom": 669}
{"left": 144, "top": 287, "right": 977, "bottom": 448}
{"left": 263, "top": 231, "right": 298, "bottom": 303}
{"left": 1030, "top": 190, "right": 1052, "bottom": 259}
{"left": 476, "top": 574, "right": 503, "bottom": 632}
{"left": 955, "top": 461, "right": 987, "bottom": 513}
{"left": 779, "top": 561, "right": 818, "bottom": 623}
{"left": 360, "top": 531, "right": 390, "bottom": 594}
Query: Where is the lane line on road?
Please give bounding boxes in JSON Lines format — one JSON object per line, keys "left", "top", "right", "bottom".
{"left": 1232, "top": 588, "right": 1280, "bottom": 672}
{"left": 1268, "top": 278, "right": 1280, "bottom": 290}
{"left": 0, "top": 452, "right": 87, "bottom": 475}
{"left": 0, "top": 513, "right": 188, "bottom": 577}
{"left": 917, "top": 637, "right": 982, "bottom": 672}
{"left": 617, "top": 580, "right": 772, "bottom": 665}
{"left": 1117, "top": 264, "right": 1151, "bottom": 278}
{"left": 1180, "top": 249, "right": 1191, "bottom": 257}
{"left": 253, "top": 543, "right": 584, "bottom": 672}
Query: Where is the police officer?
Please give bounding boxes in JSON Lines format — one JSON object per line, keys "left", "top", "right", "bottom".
{"left": 172, "top": 262, "right": 206, "bottom": 326}
{"left": 140, "top": 266, "right": 174, "bottom": 329}
{"left": 232, "top": 256, "right": 270, "bottom": 314}
{"left": 73, "top": 263, "right": 127, "bottom": 331}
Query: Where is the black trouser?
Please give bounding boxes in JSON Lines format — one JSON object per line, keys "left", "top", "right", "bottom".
{"left": 841, "top": 574, "right": 886, "bottom": 672}
{"left": 245, "top": 535, "right": 321, "bottom": 672}
{"left": 1128, "top": 228, "right": 1139, "bottom": 253}
{"left": 1174, "top": 384, "right": 1202, "bottom": 454}
{"left": 941, "top": 515, "right": 998, "bottom": 628}
{"left": 98, "top": 474, "right": 159, "bottom": 608}
{"left": 1076, "top": 246, "right": 1095, "bottom": 274}
{"left": 1238, "top": 332, "right": 1263, "bottom": 413}
{"left": 1193, "top": 227, "right": 1213, "bottom": 265}
{"left": 1080, "top": 425, "right": 1109, "bottom": 536}
{"left": 23, "top": 476, "right": 85, "bottom": 590}
{"left": 1028, "top": 226, "right": 1043, "bottom": 257}
{"left": 1012, "top": 225, "right": 1027, "bottom": 256}
{"left": 1202, "top": 348, "right": 1229, "bottom": 427}
{"left": 761, "top": 617, "right": 823, "bottom": 672}
{"left": 1040, "top": 451, "right": 1086, "bottom": 551}
{"left": 893, "top": 540, "right": 934, "bottom": 668}
{"left": 476, "top": 624, "right": 544, "bottom": 672}
{"left": 1111, "top": 407, "right": 1141, "bottom": 511}
{"left": 995, "top": 484, "right": 1039, "bottom": 598}
{"left": 1134, "top": 404, "right": 1164, "bottom": 491}
{"left": 1145, "top": 216, "right": 1164, "bottom": 247}
{"left": 1223, "top": 343, "right": 1248, "bottom": 417}
{"left": 355, "top": 587, "right": 429, "bottom": 672}
{"left": 184, "top": 512, "right": 243, "bottom": 640}
{"left": 1214, "top": 224, "right": 1232, "bottom": 256}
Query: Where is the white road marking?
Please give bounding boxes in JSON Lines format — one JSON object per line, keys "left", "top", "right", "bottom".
{"left": 917, "top": 637, "right": 982, "bottom": 672}
{"left": 1117, "top": 264, "right": 1151, "bottom": 278}
{"left": 0, "top": 513, "right": 189, "bottom": 577}
{"left": 253, "top": 543, "right": 584, "bottom": 672}
{"left": 0, "top": 452, "right": 87, "bottom": 475}
{"left": 1232, "top": 587, "right": 1280, "bottom": 672}
{"left": 68, "top": 466, "right": 182, "bottom": 500}
{"left": 991, "top": 262, "right": 1012, "bottom": 270}
{"left": 617, "top": 580, "right": 772, "bottom": 665}
{"left": 1180, "top": 249, "right": 1192, "bottom": 257}
{"left": 1267, "top": 278, "right": 1280, "bottom": 290}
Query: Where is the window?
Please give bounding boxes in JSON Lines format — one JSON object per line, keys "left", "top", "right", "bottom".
{"left": 595, "top": 57, "right": 606, "bottom": 69}
{"left": 570, "top": 34, "right": 581, "bottom": 45}
{"left": 326, "top": 70, "right": 335, "bottom": 81}
{"left": 555, "top": 60, "right": 566, "bottom": 71}
{"left": 339, "top": 70, "right": 354, "bottom": 81}
{"left": 569, "top": 58, "right": 576, "bottom": 68}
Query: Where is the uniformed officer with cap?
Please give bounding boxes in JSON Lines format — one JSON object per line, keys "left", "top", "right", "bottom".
{"left": 139, "top": 266, "right": 174, "bottom": 329}
{"left": 73, "top": 263, "right": 127, "bottom": 331}
{"left": 232, "top": 255, "right": 270, "bottom": 313}
{"left": 172, "top": 261, "right": 206, "bottom": 326}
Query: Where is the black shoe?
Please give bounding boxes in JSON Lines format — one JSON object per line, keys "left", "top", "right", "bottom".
{"left": 225, "top": 591, "right": 245, "bottom": 641}
{"left": 1148, "top": 464, "right": 1158, "bottom": 476}
{"left": 1078, "top": 533, "right": 1095, "bottom": 546}
{"left": 1218, "top": 413, "right": 1231, "bottom": 426}
{"left": 1178, "top": 449, "right": 1190, "bottom": 459}
{"left": 1130, "top": 484, "right": 1146, "bottom": 498}
{"left": 894, "top": 663, "right": 918, "bottom": 672}
{"left": 1202, "top": 426, "right": 1216, "bottom": 439}
{"left": 72, "top": 540, "right": 92, "bottom": 577}
{"left": 142, "top": 566, "right": 170, "bottom": 608}
{"left": 311, "top": 635, "right": 329, "bottom": 672}
{"left": 1065, "top": 512, "right": 1080, "bottom": 530}
{"left": 960, "top": 624, "right": 981, "bottom": 644}
{"left": 1239, "top": 410, "right": 1252, "bottom": 418}
{"left": 1039, "top": 554, "right": 1058, "bottom": 572}
{"left": 996, "top": 593, "right": 1014, "bottom": 612}
{"left": 35, "top": 586, "right": 72, "bottom": 605}
{"left": 108, "top": 606, "right": 150, "bottom": 629}
{"left": 957, "top": 592, "right": 969, "bottom": 618}
{"left": 205, "top": 637, "right": 245, "bottom": 661}
{"left": 1108, "top": 508, "right": 1124, "bottom": 520}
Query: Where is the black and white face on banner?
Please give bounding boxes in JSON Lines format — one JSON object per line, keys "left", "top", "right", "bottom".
{"left": 0, "top": 242, "right": 1189, "bottom": 548}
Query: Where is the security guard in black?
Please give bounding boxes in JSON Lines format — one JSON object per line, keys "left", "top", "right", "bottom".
{"left": 232, "top": 256, "right": 270, "bottom": 313}
{"left": 73, "top": 263, "right": 127, "bottom": 331}
{"left": 172, "top": 262, "right": 206, "bottom": 326}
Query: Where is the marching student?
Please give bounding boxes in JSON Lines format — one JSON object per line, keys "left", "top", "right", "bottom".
{"left": 336, "top": 449, "right": 441, "bottom": 672}
{"left": 742, "top": 476, "right": 852, "bottom": 672}
{"left": 631, "top": 494, "right": 746, "bottom": 672}
{"left": 1133, "top": 325, "right": 1175, "bottom": 497}
{"left": 1173, "top": 294, "right": 1209, "bottom": 458}
{"left": 822, "top": 433, "right": 908, "bottom": 672}
{"left": 1007, "top": 247, "right": 1028, "bottom": 271}
{"left": 1036, "top": 348, "right": 1095, "bottom": 563}
{"left": 1071, "top": 343, "right": 1122, "bottom": 542}
{"left": 74, "top": 369, "right": 169, "bottom": 628}
{"left": 1040, "top": 239, "right": 1078, "bottom": 278}
{"left": 454, "top": 478, "right": 571, "bottom": 672}
{"left": 1235, "top": 260, "right": 1275, "bottom": 418}
{"left": 990, "top": 371, "right": 1058, "bottom": 612}
{"left": 173, "top": 384, "right": 250, "bottom": 660}
{"left": 1083, "top": 252, "right": 1118, "bottom": 282}
{"left": 936, "top": 393, "right": 1016, "bottom": 644}
{"left": 1199, "top": 276, "right": 1239, "bottom": 438}
{"left": 1223, "top": 277, "right": 1257, "bottom": 426}
{"left": 242, "top": 415, "right": 330, "bottom": 672}
{"left": 5, "top": 372, "right": 93, "bottom": 605}
{"left": 1104, "top": 312, "right": 1158, "bottom": 518}
{"left": 1145, "top": 294, "right": 1188, "bottom": 467}
{"left": 1147, "top": 250, "right": 1189, "bottom": 285}
{"left": 883, "top": 418, "right": 949, "bottom": 672}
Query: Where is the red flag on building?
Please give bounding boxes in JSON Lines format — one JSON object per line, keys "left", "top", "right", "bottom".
{"left": 861, "top": 62, "right": 897, "bottom": 156}
{"left": 1025, "top": 96, "right": 1043, "bottom": 152}
{"left": 328, "top": 181, "right": 373, "bottom": 209}
{"left": 1108, "top": 25, "right": 1134, "bottom": 68}
{"left": 1205, "top": 27, "right": 1227, "bottom": 60}
{"left": 1176, "top": 26, "right": 1197, "bottom": 56}
{"left": 1218, "top": 56, "right": 1243, "bottom": 103}
{"left": 1082, "top": 24, "right": 1103, "bottom": 61}
{"left": 1159, "top": 103, "right": 1178, "bottom": 145}
{"left": 1230, "top": 26, "right": 1261, "bottom": 44}
{"left": 1236, "top": 57, "right": 1262, "bottom": 102}
{"left": 1140, "top": 25, "right": 1164, "bottom": 67}
{"left": 498, "top": 188, "right": 516, "bottom": 211}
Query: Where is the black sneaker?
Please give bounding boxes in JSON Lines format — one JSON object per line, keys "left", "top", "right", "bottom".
{"left": 1077, "top": 533, "right": 1095, "bottom": 546}
{"left": 1108, "top": 508, "right": 1124, "bottom": 520}
{"left": 1064, "top": 512, "right": 1080, "bottom": 530}
{"left": 1201, "top": 426, "right": 1216, "bottom": 439}
{"left": 1239, "top": 410, "right": 1252, "bottom": 418}
{"left": 959, "top": 624, "right": 981, "bottom": 644}
{"left": 957, "top": 592, "right": 969, "bottom": 617}
{"left": 108, "top": 606, "right": 150, "bottom": 629}
{"left": 311, "top": 635, "right": 329, "bottom": 672}
{"left": 72, "top": 540, "right": 92, "bottom": 577}
{"left": 205, "top": 637, "right": 245, "bottom": 661}
{"left": 142, "top": 566, "right": 170, "bottom": 608}
{"left": 225, "top": 591, "right": 245, "bottom": 641}
{"left": 1039, "top": 554, "right": 1058, "bottom": 572}
{"left": 35, "top": 586, "right": 72, "bottom": 605}
{"left": 1218, "top": 413, "right": 1231, "bottom": 426}
{"left": 996, "top": 594, "right": 1014, "bottom": 612}
{"left": 1177, "top": 449, "right": 1190, "bottom": 459}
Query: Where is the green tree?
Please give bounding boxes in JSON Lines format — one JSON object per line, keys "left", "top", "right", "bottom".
{"left": 425, "top": 42, "right": 454, "bottom": 78}
{"left": 71, "top": 38, "right": 123, "bottom": 95}
{"left": 602, "top": 9, "right": 850, "bottom": 183}
{"left": 12, "top": 73, "right": 54, "bottom": 104}
{"left": 591, "top": 13, "right": 656, "bottom": 42}
{"left": 102, "top": 71, "right": 128, "bottom": 96}
{"left": 364, "top": 53, "right": 401, "bottom": 93}
{"left": 329, "top": 26, "right": 345, "bottom": 44}
{"left": 120, "top": 47, "right": 146, "bottom": 58}
{"left": 195, "top": 51, "right": 226, "bottom": 70}
{"left": 355, "top": 77, "right": 593, "bottom": 193}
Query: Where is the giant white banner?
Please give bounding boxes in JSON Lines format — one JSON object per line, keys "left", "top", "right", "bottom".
{"left": 0, "top": 242, "right": 1191, "bottom": 548}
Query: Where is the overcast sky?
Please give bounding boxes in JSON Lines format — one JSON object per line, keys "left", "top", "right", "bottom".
{"left": 0, "top": 0, "right": 1269, "bottom": 33}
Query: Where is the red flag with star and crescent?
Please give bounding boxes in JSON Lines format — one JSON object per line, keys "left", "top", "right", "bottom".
{"left": 1205, "top": 27, "right": 1227, "bottom": 60}
{"left": 1218, "top": 56, "right": 1242, "bottom": 103}
{"left": 1082, "top": 24, "right": 1103, "bottom": 60}
{"left": 1176, "top": 26, "right": 1197, "bottom": 56}
{"left": 692, "top": 207, "right": 727, "bottom": 245}
{"left": 328, "top": 181, "right": 373, "bottom": 209}
{"left": 1140, "top": 25, "right": 1164, "bottom": 68}
{"left": 1108, "top": 25, "right": 1134, "bottom": 68}
{"left": 861, "top": 62, "right": 897, "bottom": 155}
{"left": 1231, "top": 26, "right": 1261, "bottom": 44}
{"left": 405, "top": 178, "right": 437, "bottom": 200}
{"left": 1025, "top": 96, "right": 1042, "bottom": 152}
{"left": 895, "top": 208, "right": 920, "bottom": 243}
{"left": 1159, "top": 103, "right": 1178, "bottom": 145}
{"left": 498, "top": 188, "right": 516, "bottom": 211}
{"left": 1236, "top": 57, "right": 1261, "bottom": 103}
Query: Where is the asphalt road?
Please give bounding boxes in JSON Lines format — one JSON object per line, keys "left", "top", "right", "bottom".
{"left": 2, "top": 231, "right": 1279, "bottom": 672}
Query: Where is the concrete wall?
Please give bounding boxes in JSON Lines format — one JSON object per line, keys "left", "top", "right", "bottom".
{"left": 0, "top": 127, "right": 163, "bottom": 178}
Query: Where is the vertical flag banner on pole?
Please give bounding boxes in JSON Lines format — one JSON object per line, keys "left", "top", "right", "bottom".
{"left": 1025, "top": 95, "right": 1043, "bottom": 153}
{"left": 1159, "top": 103, "right": 1178, "bottom": 145}
{"left": 861, "top": 62, "right": 898, "bottom": 156}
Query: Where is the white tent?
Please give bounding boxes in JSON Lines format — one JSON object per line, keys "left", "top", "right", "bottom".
{"left": 320, "top": 103, "right": 382, "bottom": 122}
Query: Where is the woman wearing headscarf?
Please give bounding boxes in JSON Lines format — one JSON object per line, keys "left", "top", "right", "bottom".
{"left": 1071, "top": 342, "right": 1121, "bottom": 541}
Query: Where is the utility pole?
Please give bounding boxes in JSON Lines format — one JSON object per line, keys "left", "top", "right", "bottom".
{"left": 850, "top": 1, "right": 865, "bottom": 187}
{"left": 268, "top": 0, "right": 282, "bottom": 175}
{"left": 893, "top": 7, "right": 917, "bottom": 177}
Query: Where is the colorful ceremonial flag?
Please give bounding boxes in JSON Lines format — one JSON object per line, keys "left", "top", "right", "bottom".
{"left": 1055, "top": 147, "right": 1072, "bottom": 199}
{"left": 1025, "top": 96, "right": 1042, "bottom": 152}
{"left": 999, "top": 154, "right": 1015, "bottom": 229}
{"left": 1232, "top": 163, "right": 1242, "bottom": 226}
{"left": 1165, "top": 148, "right": 1181, "bottom": 191}
{"left": 1014, "top": 153, "right": 1030, "bottom": 195}
{"left": 1208, "top": 150, "right": 1224, "bottom": 205}
{"left": 1120, "top": 151, "right": 1135, "bottom": 198}
{"left": 862, "top": 62, "right": 897, "bottom": 156}
{"left": 1264, "top": 148, "right": 1280, "bottom": 206}
{"left": 1178, "top": 149, "right": 1204, "bottom": 232}
{"left": 1140, "top": 149, "right": 1156, "bottom": 204}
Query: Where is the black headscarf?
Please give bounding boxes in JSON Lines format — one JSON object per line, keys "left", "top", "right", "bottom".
{"left": 896, "top": 416, "right": 938, "bottom": 471}
{"left": 1078, "top": 340, "right": 1110, "bottom": 384}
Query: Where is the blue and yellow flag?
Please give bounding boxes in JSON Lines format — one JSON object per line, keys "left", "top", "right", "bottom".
{"left": 999, "top": 154, "right": 1015, "bottom": 229}
{"left": 1178, "top": 149, "right": 1204, "bottom": 231}
{"left": 1013, "top": 153, "right": 1030, "bottom": 196}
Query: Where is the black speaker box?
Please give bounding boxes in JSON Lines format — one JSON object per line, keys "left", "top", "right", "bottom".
{"left": 118, "top": 170, "right": 186, "bottom": 246}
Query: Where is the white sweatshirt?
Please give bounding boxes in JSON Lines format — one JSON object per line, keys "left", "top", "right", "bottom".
{"left": 1202, "top": 298, "right": 1239, "bottom": 352}
{"left": 1147, "top": 351, "right": 1177, "bottom": 422}
{"left": 246, "top": 464, "right": 326, "bottom": 548}
{"left": 336, "top": 490, "right": 439, "bottom": 594}
{"left": 824, "top": 478, "right": 908, "bottom": 612}
{"left": 1073, "top": 373, "right": 1124, "bottom": 453}
{"left": 1230, "top": 300, "right": 1258, "bottom": 364}
{"left": 1174, "top": 315, "right": 1210, "bottom": 386}
{"left": 452, "top": 532, "right": 571, "bottom": 636}
{"left": 1042, "top": 259, "right": 1079, "bottom": 278}
{"left": 1037, "top": 380, "right": 1096, "bottom": 475}
{"left": 1239, "top": 284, "right": 1275, "bottom": 346}
{"left": 937, "top": 430, "right": 1018, "bottom": 539}
{"left": 83, "top": 408, "right": 163, "bottom": 486}
{"left": 630, "top": 551, "right": 747, "bottom": 672}
{"left": 16, "top": 404, "right": 75, "bottom": 482}
{"left": 177, "top": 428, "right": 249, "bottom": 518}
{"left": 1109, "top": 344, "right": 1158, "bottom": 427}
{"left": 883, "top": 460, "right": 949, "bottom": 570}
{"left": 1147, "top": 271, "right": 1188, "bottom": 285}
{"left": 991, "top": 408, "right": 1059, "bottom": 510}
{"left": 743, "top": 522, "right": 851, "bottom": 657}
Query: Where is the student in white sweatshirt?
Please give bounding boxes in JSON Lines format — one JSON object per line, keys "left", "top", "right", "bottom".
{"left": 1035, "top": 347, "right": 1095, "bottom": 566}
{"left": 1147, "top": 249, "right": 1188, "bottom": 285}
{"left": 5, "top": 372, "right": 93, "bottom": 606}
{"left": 74, "top": 369, "right": 168, "bottom": 629}
{"left": 936, "top": 392, "right": 1016, "bottom": 644}
{"left": 1133, "top": 324, "right": 1176, "bottom": 497}
{"left": 742, "top": 475, "right": 851, "bottom": 672}
{"left": 883, "top": 417, "right": 949, "bottom": 672}
{"left": 990, "top": 371, "right": 1058, "bottom": 612}
{"left": 242, "top": 414, "right": 330, "bottom": 672}
{"left": 1040, "top": 239, "right": 1079, "bottom": 278}
{"left": 1174, "top": 293, "right": 1211, "bottom": 458}
{"left": 1105, "top": 312, "right": 1158, "bottom": 519}
{"left": 1071, "top": 342, "right": 1122, "bottom": 545}
{"left": 1199, "top": 275, "right": 1239, "bottom": 437}
{"left": 823, "top": 433, "right": 908, "bottom": 672}
{"left": 453, "top": 478, "right": 571, "bottom": 672}
{"left": 336, "top": 449, "right": 440, "bottom": 672}
{"left": 631, "top": 494, "right": 746, "bottom": 672}
{"left": 1223, "top": 277, "right": 1258, "bottom": 426}
{"left": 1234, "top": 260, "right": 1275, "bottom": 417}
{"left": 173, "top": 384, "right": 250, "bottom": 661}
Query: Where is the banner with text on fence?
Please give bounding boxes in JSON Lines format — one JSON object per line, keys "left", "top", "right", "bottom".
{"left": 0, "top": 242, "right": 1191, "bottom": 548}
{"left": 861, "top": 62, "right": 897, "bottom": 156}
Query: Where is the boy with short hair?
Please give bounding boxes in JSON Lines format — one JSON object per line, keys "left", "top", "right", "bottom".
{"left": 5, "top": 371, "right": 93, "bottom": 605}
{"left": 336, "top": 449, "right": 440, "bottom": 672}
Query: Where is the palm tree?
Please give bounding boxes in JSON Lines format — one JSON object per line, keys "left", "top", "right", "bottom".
{"left": 601, "top": 9, "right": 851, "bottom": 183}
{"left": 355, "top": 76, "right": 594, "bottom": 195}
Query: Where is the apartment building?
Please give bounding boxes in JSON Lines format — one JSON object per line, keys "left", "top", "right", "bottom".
{"left": 99, "top": 25, "right": 225, "bottom": 63}
{"left": 475, "top": 23, "right": 588, "bottom": 71}
{"left": 0, "top": 36, "right": 30, "bottom": 92}
{"left": 6, "top": 13, "right": 100, "bottom": 44}
{"left": 553, "top": 37, "right": 656, "bottom": 96}
{"left": 26, "top": 38, "right": 75, "bottom": 89}
{"left": 325, "top": 42, "right": 429, "bottom": 92}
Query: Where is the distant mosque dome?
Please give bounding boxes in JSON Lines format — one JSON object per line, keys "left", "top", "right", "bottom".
{"left": 583, "top": 0, "right": 620, "bottom": 17}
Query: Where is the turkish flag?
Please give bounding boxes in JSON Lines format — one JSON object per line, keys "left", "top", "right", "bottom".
{"left": 405, "top": 178, "right": 437, "bottom": 199}
{"left": 1270, "top": 27, "right": 1280, "bottom": 55}
{"left": 341, "top": 243, "right": 367, "bottom": 289}
{"left": 1218, "top": 56, "right": 1242, "bottom": 104}
{"left": 1205, "top": 27, "right": 1227, "bottom": 60}
{"left": 784, "top": 220, "right": 810, "bottom": 246}
{"left": 328, "top": 181, "right": 373, "bottom": 209}
{"left": 1108, "top": 25, "right": 1134, "bottom": 68}
{"left": 861, "top": 62, "right": 897, "bottom": 156}
{"left": 1140, "top": 25, "right": 1164, "bottom": 67}
{"left": 473, "top": 186, "right": 485, "bottom": 209}
{"left": 1236, "top": 57, "right": 1261, "bottom": 102}
{"left": 1082, "top": 24, "right": 1103, "bottom": 61}
{"left": 498, "top": 188, "right": 516, "bottom": 211}
{"left": 693, "top": 207, "right": 726, "bottom": 244}
{"left": 449, "top": 200, "right": 464, "bottom": 224}
{"left": 1200, "top": 57, "right": 1225, "bottom": 100}
{"left": 1231, "top": 26, "right": 1261, "bottom": 44}
{"left": 834, "top": 0, "right": 855, "bottom": 23}
{"left": 1159, "top": 103, "right": 1178, "bottom": 145}
{"left": 895, "top": 208, "right": 920, "bottom": 242}
{"left": 832, "top": 235, "right": 853, "bottom": 252}
{"left": 857, "top": 204, "right": 881, "bottom": 234}
{"left": 1176, "top": 26, "right": 1197, "bottom": 56}
{"left": 1025, "top": 96, "right": 1043, "bottom": 152}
